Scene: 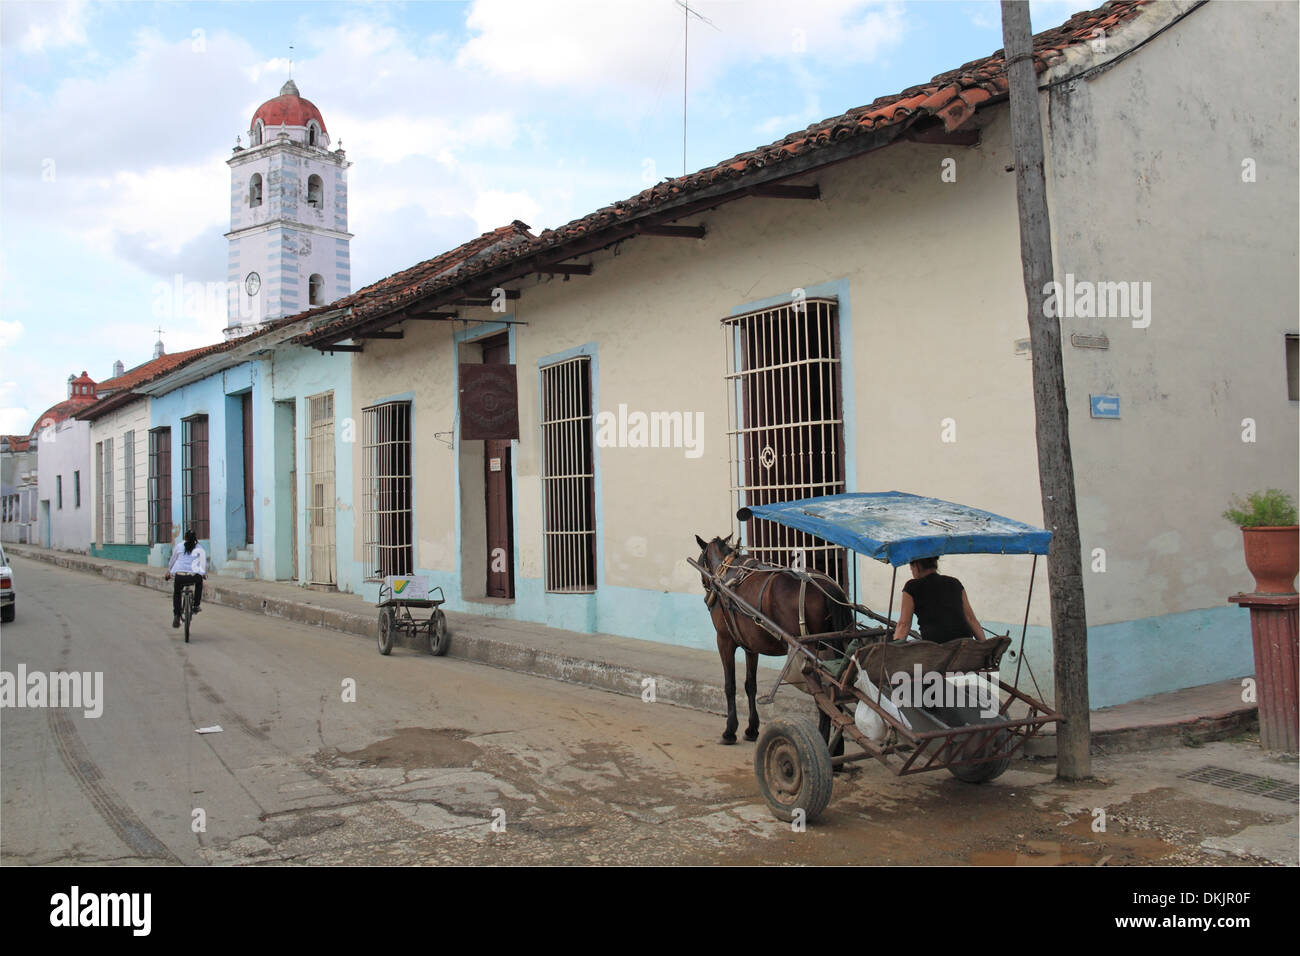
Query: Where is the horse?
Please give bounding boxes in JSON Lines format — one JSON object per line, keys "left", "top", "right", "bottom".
{"left": 694, "top": 534, "right": 854, "bottom": 745}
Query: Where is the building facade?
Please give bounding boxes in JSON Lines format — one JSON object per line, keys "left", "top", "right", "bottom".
{"left": 290, "top": 0, "right": 1297, "bottom": 708}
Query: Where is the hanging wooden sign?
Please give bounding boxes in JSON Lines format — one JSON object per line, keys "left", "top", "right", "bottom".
{"left": 459, "top": 363, "right": 519, "bottom": 440}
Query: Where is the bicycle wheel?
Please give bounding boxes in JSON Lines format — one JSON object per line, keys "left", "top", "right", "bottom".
{"left": 182, "top": 589, "right": 192, "bottom": 643}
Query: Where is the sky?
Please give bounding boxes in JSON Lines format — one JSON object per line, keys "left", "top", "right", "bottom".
{"left": 0, "top": 0, "right": 1081, "bottom": 435}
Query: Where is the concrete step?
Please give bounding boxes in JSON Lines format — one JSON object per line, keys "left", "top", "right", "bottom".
{"left": 220, "top": 557, "right": 255, "bottom": 580}
{"left": 234, "top": 549, "right": 254, "bottom": 561}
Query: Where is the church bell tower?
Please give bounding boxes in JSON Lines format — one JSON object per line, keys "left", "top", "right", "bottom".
{"left": 225, "top": 79, "right": 353, "bottom": 338}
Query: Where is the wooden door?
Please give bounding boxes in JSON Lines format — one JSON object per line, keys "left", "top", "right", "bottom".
{"left": 242, "top": 392, "right": 254, "bottom": 544}
{"left": 481, "top": 335, "right": 514, "bottom": 598}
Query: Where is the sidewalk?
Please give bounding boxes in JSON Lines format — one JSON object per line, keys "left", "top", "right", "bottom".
{"left": 6, "top": 544, "right": 1260, "bottom": 754}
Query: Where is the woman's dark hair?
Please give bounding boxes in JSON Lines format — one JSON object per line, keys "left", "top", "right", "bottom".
{"left": 913, "top": 556, "right": 939, "bottom": 571}
{"left": 183, "top": 529, "right": 197, "bottom": 554}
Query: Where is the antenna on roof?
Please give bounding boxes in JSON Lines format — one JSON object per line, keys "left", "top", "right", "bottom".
{"left": 675, "top": 1, "right": 721, "bottom": 177}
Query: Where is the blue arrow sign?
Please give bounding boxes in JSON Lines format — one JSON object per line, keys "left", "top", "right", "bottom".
{"left": 1090, "top": 394, "right": 1120, "bottom": 419}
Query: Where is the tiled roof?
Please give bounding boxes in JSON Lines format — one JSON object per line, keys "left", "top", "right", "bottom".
{"left": 77, "top": 344, "right": 226, "bottom": 421}
{"left": 295, "top": 0, "right": 1153, "bottom": 346}
{"left": 1, "top": 435, "right": 32, "bottom": 452}
{"left": 28, "top": 396, "right": 96, "bottom": 436}
{"left": 96, "top": 346, "right": 213, "bottom": 395}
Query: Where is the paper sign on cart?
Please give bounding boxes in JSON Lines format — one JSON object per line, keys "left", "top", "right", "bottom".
{"left": 384, "top": 576, "right": 430, "bottom": 601}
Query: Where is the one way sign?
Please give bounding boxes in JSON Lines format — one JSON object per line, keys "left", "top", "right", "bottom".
{"left": 1090, "top": 394, "right": 1121, "bottom": 419}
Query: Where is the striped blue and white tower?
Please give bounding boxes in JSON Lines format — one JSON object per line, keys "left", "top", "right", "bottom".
{"left": 225, "top": 79, "right": 352, "bottom": 338}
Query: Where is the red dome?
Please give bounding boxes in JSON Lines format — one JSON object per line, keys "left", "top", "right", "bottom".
{"left": 251, "top": 79, "right": 327, "bottom": 134}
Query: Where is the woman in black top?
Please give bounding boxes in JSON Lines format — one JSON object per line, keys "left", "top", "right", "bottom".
{"left": 891, "top": 556, "right": 985, "bottom": 643}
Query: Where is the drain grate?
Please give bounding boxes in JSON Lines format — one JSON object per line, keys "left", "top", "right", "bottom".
{"left": 1180, "top": 765, "right": 1299, "bottom": 804}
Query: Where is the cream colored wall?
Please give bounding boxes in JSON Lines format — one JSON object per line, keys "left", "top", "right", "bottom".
{"left": 1044, "top": 0, "right": 1300, "bottom": 625}
{"left": 352, "top": 107, "right": 1052, "bottom": 626}
{"left": 90, "top": 401, "right": 150, "bottom": 545}
{"left": 351, "top": 321, "right": 461, "bottom": 575}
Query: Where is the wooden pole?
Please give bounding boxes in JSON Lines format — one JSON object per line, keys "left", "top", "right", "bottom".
{"left": 1000, "top": 0, "right": 1091, "bottom": 779}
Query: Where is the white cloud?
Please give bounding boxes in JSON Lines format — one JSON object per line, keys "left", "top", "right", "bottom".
{"left": 5, "top": 0, "right": 91, "bottom": 54}
{"left": 472, "top": 190, "right": 541, "bottom": 235}
{"left": 0, "top": 321, "right": 23, "bottom": 349}
{"left": 459, "top": 0, "right": 906, "bottom": 95}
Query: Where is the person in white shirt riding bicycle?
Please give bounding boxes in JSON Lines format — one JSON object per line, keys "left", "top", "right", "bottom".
{"left": 165, "top": 529, "right": 207, "bottom": 628}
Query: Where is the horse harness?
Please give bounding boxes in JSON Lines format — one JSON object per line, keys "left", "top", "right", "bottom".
{"left": 704, "top": 549, "right": 844, "bottom": 640}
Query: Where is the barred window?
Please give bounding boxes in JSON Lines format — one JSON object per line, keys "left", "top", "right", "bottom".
{"left": 182, "top": 416, "right": 209, "bottom": 539}
{"left": 123, "top": 430, "right": 135, "bottom": 543}
{"left": 540, "top": 356, "right": 596, "bottom": 592}
{"left": 306, "top": 392, "right": 337, "bottom": 585}
{"left": 149, "top": 428, "right": 171, "bottom": 544}
{"left": 723, "top": 297, "right": 846, "bottom": 583}
{"left": 99, "top": 438, "right": 114, "bottom": 544}
{"left": 362, "top": 401, "right": 412, "bottom": 580}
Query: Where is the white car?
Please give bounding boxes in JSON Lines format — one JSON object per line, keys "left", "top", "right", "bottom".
{"left": 0, "top": 543, "right": 13, "bottom": 623}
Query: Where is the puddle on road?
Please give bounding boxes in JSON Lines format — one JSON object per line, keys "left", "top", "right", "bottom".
{"left": 339, "top": 727, "right": 481, "bottom": 769}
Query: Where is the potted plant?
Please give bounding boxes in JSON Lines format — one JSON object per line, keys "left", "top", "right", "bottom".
{"left": 1223, "top": 489, "right": 1299, "bottom": 594}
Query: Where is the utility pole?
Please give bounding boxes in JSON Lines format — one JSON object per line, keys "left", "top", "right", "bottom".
{"left": 1000, "top": 0, "right": 1091, "bottom": 779}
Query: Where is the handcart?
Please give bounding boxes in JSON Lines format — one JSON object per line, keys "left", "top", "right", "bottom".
{"left": 376, "top": 575, "right": 449, "bottom": 657}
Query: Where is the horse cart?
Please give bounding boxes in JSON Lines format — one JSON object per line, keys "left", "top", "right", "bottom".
{"left": 690, "top": 492, "right": 1061, "bottom": 823}
{"left": 376, "top": 575, "right": 450, "bottom": 657}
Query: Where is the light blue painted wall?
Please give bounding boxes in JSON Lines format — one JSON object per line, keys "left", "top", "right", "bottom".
{"left": 148, "top": 362, "right": 260, "bottom": 572}
{"left": 263, "top": 345, "right": 356, "bottom": 593}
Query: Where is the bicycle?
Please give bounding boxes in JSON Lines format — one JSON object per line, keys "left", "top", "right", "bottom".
{"left": 180, "top": 580, "right": 196, "bottom": 642}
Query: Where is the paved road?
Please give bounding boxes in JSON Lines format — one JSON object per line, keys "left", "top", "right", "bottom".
{"left": 2, "top": 558, "right": 1293, "bottom": 865}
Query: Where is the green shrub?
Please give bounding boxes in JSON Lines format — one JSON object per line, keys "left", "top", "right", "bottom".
{"left": 1223, "top": 489, "right": 1298, "bottom": 527}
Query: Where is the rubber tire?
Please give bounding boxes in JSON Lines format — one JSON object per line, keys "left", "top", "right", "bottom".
{"left": 943, "top": 706, "right": 1012, "bottom": 784}
{"left": 754, "top": 716, "right": 835, "bottom": 823}
{"left": 377, "top": 608, "right": 395, "bottom": 655}
{"left": 428, "top": 609, "right": 449, "bottom": 656}
{"left": 1, "top": 603, "right": 13, "bottom": 623}
{"left": 182, "top": 590, "right": 192, "bottom": 643}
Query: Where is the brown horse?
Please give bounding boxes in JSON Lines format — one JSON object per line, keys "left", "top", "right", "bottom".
{"left": 695, "top": 534, "right": 853, "bottom": 745}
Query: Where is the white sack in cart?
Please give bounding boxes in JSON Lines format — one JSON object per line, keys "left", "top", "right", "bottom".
{"left": 853, "top": 669, "right": 912, "bottom": 744}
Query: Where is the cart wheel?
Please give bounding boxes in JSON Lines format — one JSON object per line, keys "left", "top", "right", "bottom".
{"left": 428, "top": 609, "right": 449, "bottom": 656}
{"left": 944, "top": 707, "right": 1012, "bottom": 784}
{"left": 377, "top": 607, "right": 395, "bottom": 656}
{"left": 754, "top": 716, "right": 834, "bottom": 823}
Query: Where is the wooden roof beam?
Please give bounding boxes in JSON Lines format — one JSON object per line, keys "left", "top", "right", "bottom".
{"left": 316, "top": 343, "right": 364, "bottom": 353}
{"left": 356, "top": 330, "right": 403, "bottom": 339}
{"left": 540, "top": 263, "right": 593, "bottom": 275}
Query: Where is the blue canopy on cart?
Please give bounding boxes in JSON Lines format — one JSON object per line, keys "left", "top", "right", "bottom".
{"left": 736, "top": 492, "right": 1052, "bottom": 566}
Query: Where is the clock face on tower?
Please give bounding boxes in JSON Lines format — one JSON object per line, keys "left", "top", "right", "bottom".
{"left": 245, "top": 272, "right": 261, "bottom": 296}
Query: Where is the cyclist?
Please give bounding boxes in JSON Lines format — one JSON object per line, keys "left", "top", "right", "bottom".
{"left": 164, "top": 529, "right": 207, "bottom": 628}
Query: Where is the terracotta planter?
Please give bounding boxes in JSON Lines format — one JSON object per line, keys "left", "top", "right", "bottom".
{"left": 1241, "top": 526, "right": 1299, "bottom": 594}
